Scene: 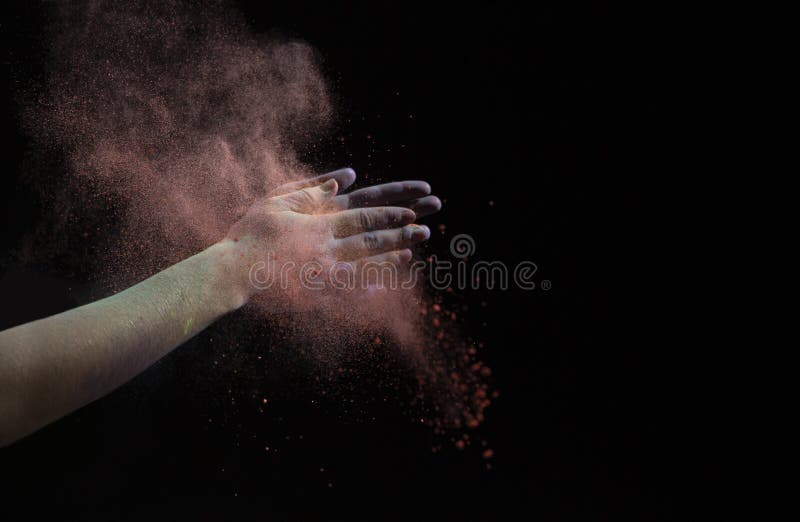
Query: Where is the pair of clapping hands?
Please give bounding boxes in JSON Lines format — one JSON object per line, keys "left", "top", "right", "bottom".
{"left": 224, "top": 168, "right": 441, "bottom": 299}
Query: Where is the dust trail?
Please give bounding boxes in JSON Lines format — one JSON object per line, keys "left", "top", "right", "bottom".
{"left": 19, "top": 0, "right": 494, "bottom": 444}
{"left": 24, "top": 0, "right": 328, "bottom": 282}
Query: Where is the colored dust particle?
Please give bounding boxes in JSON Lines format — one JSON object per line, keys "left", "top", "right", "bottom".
{"left": 21, "top": 0, "right": 495, "bottom": 452}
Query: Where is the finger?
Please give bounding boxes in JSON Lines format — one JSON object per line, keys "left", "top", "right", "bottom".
{"left": 330, "top": 180, "right": 432, "bottom": 210}
{"left": 352, "top": 249, "right": 414, "bottom": 290}
{"left": 326, "top": 249, "right": 413, "bottom": 293}
{"left": 330, "top": 207, "right": 416, "bottom": 238}
{"left": 269, "top": 178, "right": 338, "bottom": 212}
{"left": 400, "top": 195, "right": 442, "bottom": 218}
{"left": 354, "top": 249, "right": 413, "bottom": 274}
{"left": 331, "top": 224, "right": 430, "bottom": 261}
{"left": 269, "top": 168, "right": 356, "bottom": 197}
{"left": 333, "top": 249, "right": 413, "bottom": 273}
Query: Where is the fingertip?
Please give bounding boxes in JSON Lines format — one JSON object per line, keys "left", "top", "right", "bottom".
{"left": 400, "top": 208, "right": 416, "bottom": 223}
{"left": 398, "top": 249, "right": 413, "bottom": 263}
{"left": 402, "top": 223, "right": 431, "bottom": 241}
{"left": 337, "top": 167, "right": 357, "bottom": 189}
{"left": 402, "top": 180, "right": 431, "bottom": 195}
{"left": 419, "top": 224, "right": 431, "bottom": 239}
{"left": 321, "top": 178, "right": 338, "bottom": 195}
{"left": 408, "top": 196, "right": 442, "bottom": 218}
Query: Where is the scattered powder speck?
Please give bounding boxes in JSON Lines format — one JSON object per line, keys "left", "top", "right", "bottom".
{"left": 18, "top": 0, "right": 495, "bottom": 456}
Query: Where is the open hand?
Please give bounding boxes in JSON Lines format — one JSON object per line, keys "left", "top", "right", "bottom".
{"left": 222, "top": 168, "right": 441, "bottom": 302}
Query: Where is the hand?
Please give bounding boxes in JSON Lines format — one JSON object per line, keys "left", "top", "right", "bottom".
{"left": 0, "top": 168, "right": 442, "bottom": 445}
{"left": 269, "top": 168, "right": 442, "bottom": 218}
{"left": 220, "top": 168, "right": 441, "bottom": 305}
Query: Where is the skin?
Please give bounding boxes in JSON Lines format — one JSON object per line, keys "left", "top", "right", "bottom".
{"left": 0, "top": 168, "right": 441, "bottom": 447}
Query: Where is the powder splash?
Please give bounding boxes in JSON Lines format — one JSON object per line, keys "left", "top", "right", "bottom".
{"left": 24, "top": 0, "right": 329, "bottom": 283}
{"left": 18, "top": 0, "right": 494, "bottom": 448}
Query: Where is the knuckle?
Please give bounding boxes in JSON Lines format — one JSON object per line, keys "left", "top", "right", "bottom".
{"left": 359, "top": 209, "right": 374, "bottom": 230}
{"left": 297, "top": 188, "right": 315, "bottom": 205}
{"left": 362, "top": 232, "right": 380, "bottom": 250}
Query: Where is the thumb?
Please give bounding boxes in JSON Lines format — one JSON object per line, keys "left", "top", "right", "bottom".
{"left": 275, "top": 178, "right": 338, "bottom": 212}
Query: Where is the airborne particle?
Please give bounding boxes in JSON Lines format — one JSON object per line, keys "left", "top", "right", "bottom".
{"left": 22, "top": 0, "right": 497, "bottom": 458}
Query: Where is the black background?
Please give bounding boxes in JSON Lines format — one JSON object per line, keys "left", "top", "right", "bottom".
{"left": 0, "top": 1, "right": 792, "bottom": 520}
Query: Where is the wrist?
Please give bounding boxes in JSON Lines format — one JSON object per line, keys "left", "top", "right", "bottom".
{"left": 204, "top": 239, "right": 254, "bottom": 312}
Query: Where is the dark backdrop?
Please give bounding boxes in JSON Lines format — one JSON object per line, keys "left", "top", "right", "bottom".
{"left": 0, "top": 2, "right": 792, "bottom": 520}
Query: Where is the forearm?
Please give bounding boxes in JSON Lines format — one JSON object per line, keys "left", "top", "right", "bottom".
{"left": 0, "top": 240, "right": 247, "bottom": 446}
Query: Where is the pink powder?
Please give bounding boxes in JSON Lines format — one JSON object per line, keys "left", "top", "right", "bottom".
{"left": 20, "top": 0, "right": 494, "bottom": 440}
